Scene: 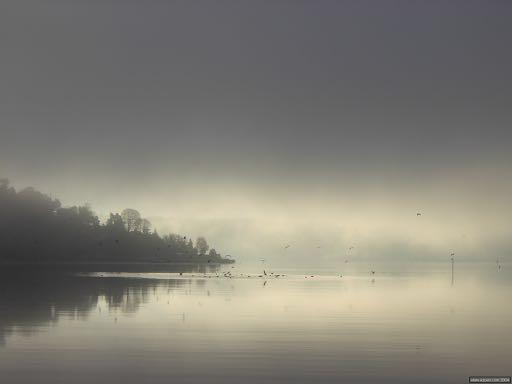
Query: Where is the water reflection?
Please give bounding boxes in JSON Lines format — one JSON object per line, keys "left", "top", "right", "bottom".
{"left": 0, "top": 263, "right": 510, "bottom": 384}
{"left": 0, "top": 264, "right": 219, "bottom": 346}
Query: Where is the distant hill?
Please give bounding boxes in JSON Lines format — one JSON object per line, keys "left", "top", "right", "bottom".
{"left": 0, "top": 179, "right": 234, "bottom": 265}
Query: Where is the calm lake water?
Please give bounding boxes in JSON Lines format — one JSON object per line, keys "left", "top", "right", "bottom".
{"left": 0, "top": 262, "right": 510, "bottom": 383}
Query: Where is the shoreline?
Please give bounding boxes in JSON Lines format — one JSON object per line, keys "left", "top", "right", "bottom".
{"left": 0, "top": 260, "right": 235, "bottom": 273}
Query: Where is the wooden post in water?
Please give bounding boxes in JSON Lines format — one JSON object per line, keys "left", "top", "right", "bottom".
{"left": 451, "top": 257, "right": 454, "bottom": 286}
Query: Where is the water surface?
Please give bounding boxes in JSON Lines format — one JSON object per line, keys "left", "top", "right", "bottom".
{"left": 0, "top": 262, "right": 510, "bottom": 383}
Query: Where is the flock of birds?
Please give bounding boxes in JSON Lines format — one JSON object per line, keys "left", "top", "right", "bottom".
{"left": 143, "top": 211, "right": 505, "bottom": 282}
{"left": 268, "top": 211, "right": 504, "bottom": 280}
{"left": 170, "top": 269, "right": 287, "bottom": 280}
{"left": 95, "top": 212, "right": 504, "bottom": 283}
{"left": 91, "top": 211, "right": 506, "bottom": 329}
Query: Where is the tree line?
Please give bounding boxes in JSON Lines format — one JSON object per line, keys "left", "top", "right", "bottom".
{"left": 0, "top": 179, "right": 232, "bottom": 264}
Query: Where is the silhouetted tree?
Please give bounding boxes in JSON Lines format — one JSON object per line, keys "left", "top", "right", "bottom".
{"left": 0, "top": 180, "right": 232, "bottom": 264}
{"left": 0, "top": 178, "right": 14, "bottom": 194}
{"left": 141, "top": 219, "right": 151, "bottom": 235}
{"left": 77, "top": 205, "right": 100, "bottom": 228}
{"left": 106, "top": 213, "right": 124, "bottom": 231}
{"left": 196, "top": 237, "right": 209, "bottom": 256}
{"left": 121, "top": 209, "right": 141, "bottom": 232}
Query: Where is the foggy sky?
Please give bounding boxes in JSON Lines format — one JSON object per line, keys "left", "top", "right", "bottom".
{"left": 1, "top": 1, "right": 511, "bottom": 262}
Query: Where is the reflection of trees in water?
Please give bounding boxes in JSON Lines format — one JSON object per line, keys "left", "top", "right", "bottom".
{"left": 101, "top": 277, "right": 185, "bottom": 314}
{"left": 0, "top": 265, "right": 219, "bottom": 346}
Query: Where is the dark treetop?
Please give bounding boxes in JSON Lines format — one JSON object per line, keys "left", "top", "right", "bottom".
{"left": 0, "top": 179, "right": 233, "bottom": 265}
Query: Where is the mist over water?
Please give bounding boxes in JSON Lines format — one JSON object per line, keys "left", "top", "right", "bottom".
{"left": 2, "top": 0, "right": 512, "bottom": 266}
{"left": 1, "top": 1, "right": 512, "bottom": 382}
{"left": 1, "top": 262, "right": 510, "bottom": 384}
